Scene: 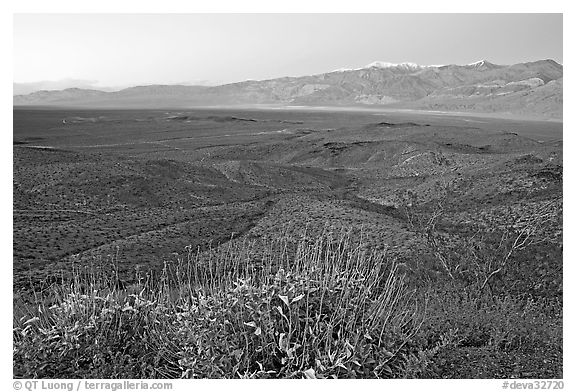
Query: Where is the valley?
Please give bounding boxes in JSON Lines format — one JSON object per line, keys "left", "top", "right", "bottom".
{"left": 13, "top": 107, "right": 563, "bottom": 378}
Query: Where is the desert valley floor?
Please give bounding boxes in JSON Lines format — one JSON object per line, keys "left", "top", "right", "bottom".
{"left": 13, "top": 107, "right": 562, "bottom": 378}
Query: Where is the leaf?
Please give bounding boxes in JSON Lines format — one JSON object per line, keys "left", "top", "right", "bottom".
{"left": 278, "top": 295, "right": 290, "bottom": 306}
{"left": 254, "top": 327, "right": 262, "bottom": 336}
{"left": 243, "top": 321, "right": 257, "bottom": 328}
{"left": 276, "top": 306, "right": 288, "bottom": 322}
{"left": 279, "top": 333, "right": 289, "bottom": 352}
{"left": 24, "top": 317, "right": 40, "bottom": 325}
{"left": 303, "top": 368, "right": 317, "bottom": 379}
{"left": 291, "top": 294, "right": 305, "bottom": 303}
{"left": 231, "top": 349, "right": 244, "bottom": 361}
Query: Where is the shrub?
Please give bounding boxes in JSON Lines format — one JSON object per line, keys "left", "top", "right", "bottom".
{"left": 13, "top": 232, "right": 423, "bottom": 379}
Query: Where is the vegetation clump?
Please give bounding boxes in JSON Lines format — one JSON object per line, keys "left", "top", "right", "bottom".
{"left": 14, "top": 225, "right": 561, "bottom": 379}
{"left": 14, "top": 233, "right": 424, "bottom": 379}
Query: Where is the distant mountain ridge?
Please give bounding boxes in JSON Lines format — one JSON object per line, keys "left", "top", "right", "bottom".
{"left": 13, "top": 59, "right": 563, "bottom": 119}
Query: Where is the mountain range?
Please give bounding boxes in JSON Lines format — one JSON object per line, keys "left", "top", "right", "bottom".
{"left": 13, "top": 59, "right": 563, "bottom": 119}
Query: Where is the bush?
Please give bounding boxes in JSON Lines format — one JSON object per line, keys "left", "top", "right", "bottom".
{"left": 14, "top": 232, "right": 423, "bottom": 379}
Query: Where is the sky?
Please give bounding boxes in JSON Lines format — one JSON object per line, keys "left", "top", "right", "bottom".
{"left": 13, "top": 13, "right": 563, "bottom": 90}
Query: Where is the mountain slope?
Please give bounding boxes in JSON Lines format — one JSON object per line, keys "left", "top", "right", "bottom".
{"left": 13, "top": 60, "right": 562, "bottom": 119}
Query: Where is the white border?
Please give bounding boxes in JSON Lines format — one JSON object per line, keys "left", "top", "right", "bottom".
{"left": 3, "top": 3, "right": 571, "bottom": 391}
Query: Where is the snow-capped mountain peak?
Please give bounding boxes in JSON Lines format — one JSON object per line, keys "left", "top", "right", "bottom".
{"left": 331, "top": 61, "right": 447, "bottom": 73}
{"left": 468, "top": 59, "right": 489, "bottom": 66}
{"left": 364, "top": 61, "right": 423, "bottom": 70}
{"left": 466, "top": 60, "right": 500, "bottom": 69}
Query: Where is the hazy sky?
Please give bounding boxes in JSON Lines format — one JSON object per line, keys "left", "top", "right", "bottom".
{"left": 14, "top": 13, "right": 563, "bottom": 88}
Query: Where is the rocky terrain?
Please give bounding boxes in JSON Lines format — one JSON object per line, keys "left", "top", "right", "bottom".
{"left": 13, "top": 107, "right": 562, "bottom": 379}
